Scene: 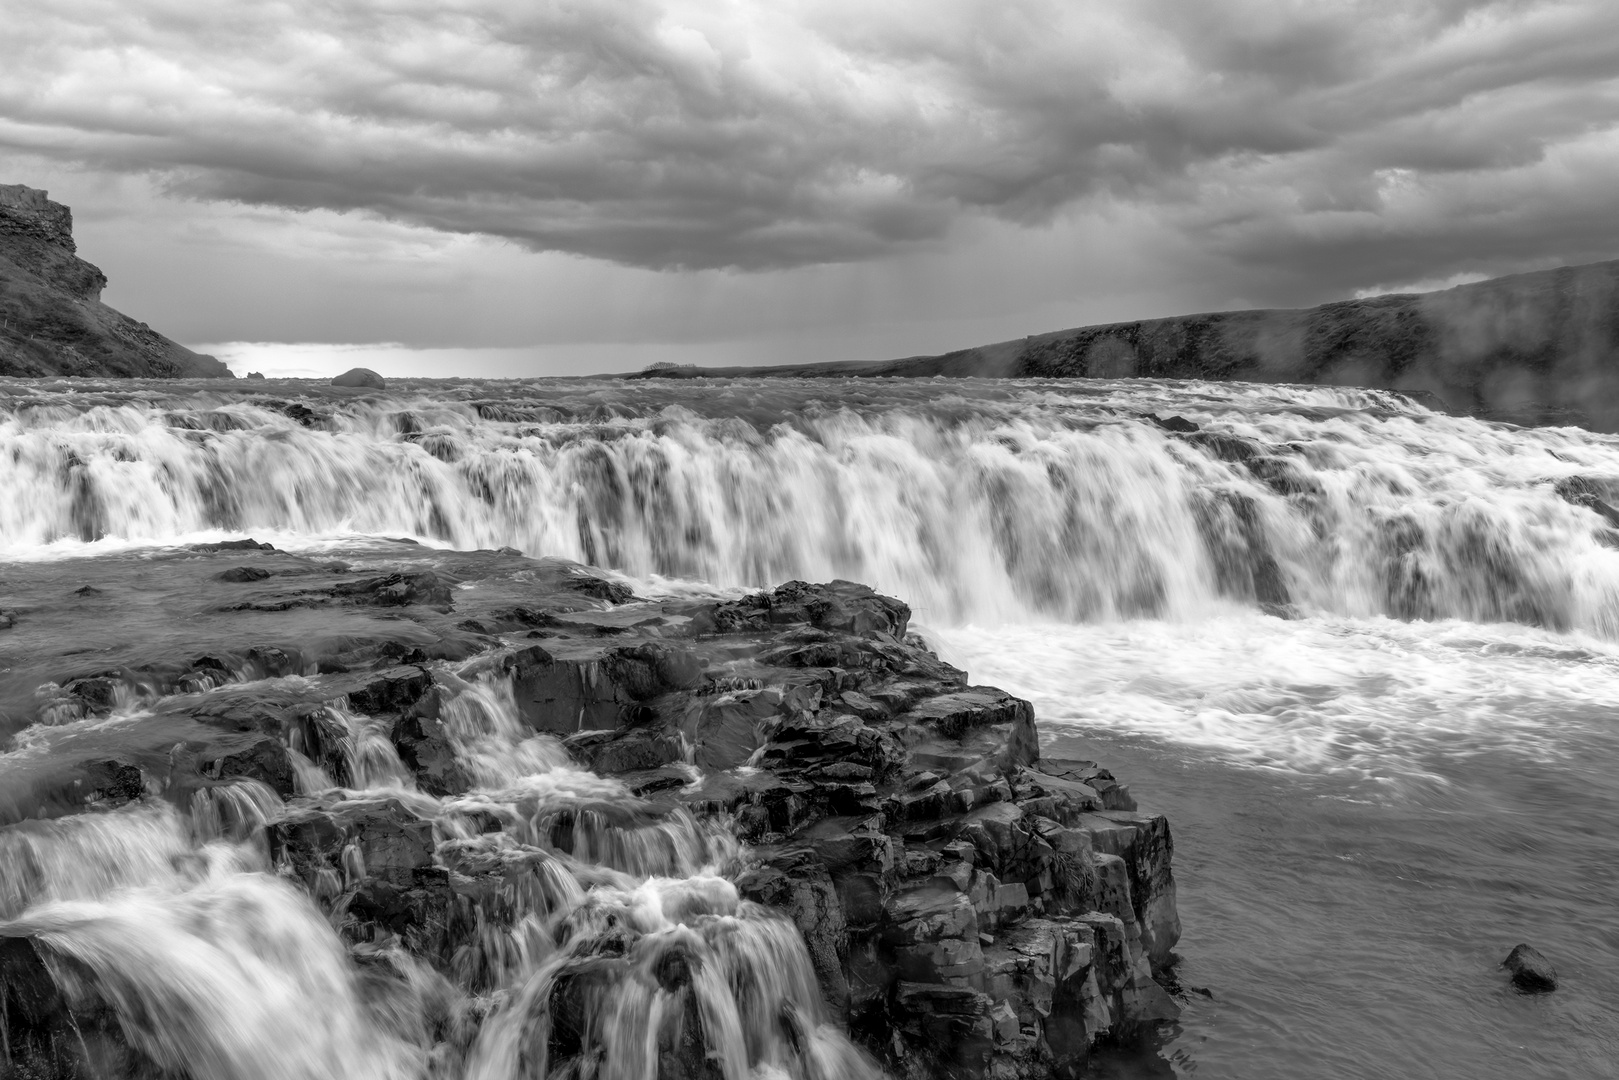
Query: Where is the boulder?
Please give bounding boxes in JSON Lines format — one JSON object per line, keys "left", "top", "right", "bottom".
{"left": 1502, "top": 943, "right": 1557, "bottom": 993}
{"left": 0, "top": 937, "right": 165, "bottom": 1078}
{"left": 331, "top": 571, "right": 453, "bottom": 610}
{"left": 332, "top": 367, "right": 386, "bottom": 389}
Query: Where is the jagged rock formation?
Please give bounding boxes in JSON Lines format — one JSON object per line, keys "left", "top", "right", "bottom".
{"left": 627, "top": 259, "right": 1619, "bottom": 431}
{"left": 0, "top": 184, "right": 230, "bottom": 378}
{"left": 0, "top": 544, "right": 1179, "bottom": 1079}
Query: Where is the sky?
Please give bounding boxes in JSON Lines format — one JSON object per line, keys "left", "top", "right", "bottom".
{"left": 2, "top": 0, "right": 1618, "bottom": 378}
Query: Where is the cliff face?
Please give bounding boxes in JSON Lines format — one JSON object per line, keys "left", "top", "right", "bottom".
{"left": 994, "top": 261, "right": 1619, "bottom": 430}
{"left": 629, "top": 259, "right": 1619, "bottom": 431}
{"left": 0, "top": 184, "right": 230, "bottom": 378}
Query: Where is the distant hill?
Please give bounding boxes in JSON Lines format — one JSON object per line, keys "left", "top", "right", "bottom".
{"left": 0, "top": 184, "right": 230, "bottom": 378}
{"left": 630, "top": 260, "right": 1619, "bottom": 430}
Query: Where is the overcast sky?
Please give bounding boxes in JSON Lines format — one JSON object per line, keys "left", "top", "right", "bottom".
{"left": 3, "top": 0, "right": 1618, "bottom": 377}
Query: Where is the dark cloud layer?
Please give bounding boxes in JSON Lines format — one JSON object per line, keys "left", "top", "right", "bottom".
{"left": 2, "top": 0, "right": 1618, "bottom": 286}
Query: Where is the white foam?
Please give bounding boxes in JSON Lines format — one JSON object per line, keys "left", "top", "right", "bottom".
{"left": 931, "top": 614, "right": 1619, "bottom": 779}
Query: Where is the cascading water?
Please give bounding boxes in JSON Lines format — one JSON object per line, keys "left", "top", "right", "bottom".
{"left": 3, "top": 378, "right": 1619, "bottom": 632}
{"left": 0, "top": 662, "right": 877, "bottom": 1080}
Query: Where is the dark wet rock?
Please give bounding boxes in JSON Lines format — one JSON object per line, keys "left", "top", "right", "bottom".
{"left": 506, "top": 579, "right": 1182, "bottom": 1075}
{"left": 1553, "top": 476, "right": 1619, "bottom": 528}
{"left": 708, "top": 579, "right": 910, "bottom": 637}
{"left": 739, "top": 856, "right": 852, "bottom": 1015}
{"left": 261, "top": 399, "right": 321, "bottom": 426}
{"left": 1147, "top": 413, "right": 1199, "bottom": 433}
{"left": 350, "top": 667, "right": 433, "bottom": 715}
{"left": 72, "top": 584, "right": 102, "bottom": 597}
{"left": 245, "top": 370, "right": 266, "bottom": 379}
{"left": 10, "top": 558, "right": 1180, "bottom": 1079}
{"left": 217, "top": 566, "right": 272, "bottom": 582}
{"left": 480, "top": 640, "right": 706, "bottom": 739}
{"left": 332, "top": 367, "right": 386, "bottom": 389}
{"left": 0, "top": 755, "right": 152, "bottom": 825}
{"left": 0, "top": 937, "right": 166, "bottom": 1078}
{"left": 81, "top": 759, "right": 147, "bottom": 805}
{"left": 1246, "top": 455, "right": 1324, "bottom": 497}
{"left": 1194, "top": 489, "right": 1290, "bottom": 607}
{"left": 271, "top": 798, "right": 455, "bottom": 965}
{"left": 1503, "top": 943, "right": 1557, "bottom": 993}
{"left": 192, "top": 537, "right": 277, "bottom": 552}
{"left": 564, "top": 572, "right": 637, "bottom": 605}
{"left": 564, "top": 727, "right": 683, "bottom": 773}
{"left": 332, "top": 571, "right": 455, "bottom": 611}
{"left": 1183, "top": 430, "right": 1263, "bottom": 464}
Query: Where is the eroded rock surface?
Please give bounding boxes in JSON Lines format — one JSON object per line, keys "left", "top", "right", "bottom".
{"left": 0, "top": 546, "right": 1180, "bottom": 1079}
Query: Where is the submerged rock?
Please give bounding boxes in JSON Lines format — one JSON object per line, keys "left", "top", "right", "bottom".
{"left": 1503, "top": 944, "right": 1557, "bottom": 993}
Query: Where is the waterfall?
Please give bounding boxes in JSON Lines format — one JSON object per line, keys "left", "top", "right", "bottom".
{"left": 3, "top": 378, "right": 1618, "bottom": 632}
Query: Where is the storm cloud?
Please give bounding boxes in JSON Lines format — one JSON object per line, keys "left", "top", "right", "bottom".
{"left": 4, "top": 0, "right": 1616, "bottom": 279}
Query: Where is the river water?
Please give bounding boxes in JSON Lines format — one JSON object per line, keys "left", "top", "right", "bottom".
{"left": 1, "top": 375, "right": 1616, "bottom": 1078}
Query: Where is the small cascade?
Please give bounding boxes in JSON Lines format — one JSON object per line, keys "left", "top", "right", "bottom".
{"left": 435, "top": 672, "right": 574, "bottom": 788}
{"left": 0, "top": 804, "right": 200, "bottom": 919}
{"left": 3, "top": 379, "right": 1619, "bottom": 633}
{"left": 330, "top": 702, "right": 418, "bottom": 792}
{"left": 0, "top": 652, "right": 881, "bottom": 1080}
{"left": 10, "top": 874, "right": 422, "bottom": 1080}
{"left": 188, "top": 779, "right": 284, "bottom": 842}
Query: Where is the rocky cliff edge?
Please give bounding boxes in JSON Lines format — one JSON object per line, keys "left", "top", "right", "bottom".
{"left": 0, "top": 184, "right": 230, "bottom": 378}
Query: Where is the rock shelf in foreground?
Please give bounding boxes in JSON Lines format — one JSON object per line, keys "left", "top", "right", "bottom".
{"left": 0, "top": 546, "right": 1180, "bottom": 1080}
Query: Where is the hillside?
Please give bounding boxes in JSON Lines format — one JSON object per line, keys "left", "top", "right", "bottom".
{"left": 0, "top": 184, "right": 229, "bottom": 378}
{"left": 631, "top": 260, "right": 1619, "bottom": 430}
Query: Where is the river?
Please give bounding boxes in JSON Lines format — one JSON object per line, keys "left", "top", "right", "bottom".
{"left": 1, "top": 375, "right": 1614, "bottom": 1078}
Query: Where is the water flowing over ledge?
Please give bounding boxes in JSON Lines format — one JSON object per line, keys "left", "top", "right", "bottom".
{"left": 3, "top": 377, "right": 1619, "bottom": 635}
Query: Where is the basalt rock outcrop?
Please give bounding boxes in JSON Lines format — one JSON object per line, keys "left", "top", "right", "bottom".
{"left": 0, "top": 544, "right": 1179, "bottom": 1079}
{"left": 0, "top": 183, "right": 230, "bottom": 378}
